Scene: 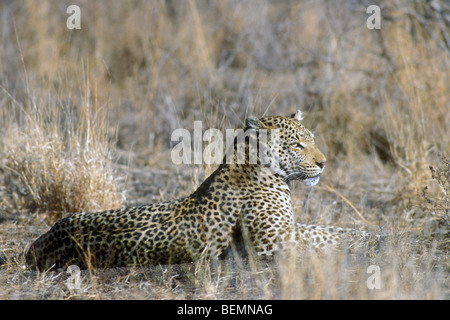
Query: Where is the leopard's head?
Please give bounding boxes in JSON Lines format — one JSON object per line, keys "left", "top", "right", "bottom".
{"left": 246, "top": 110, "right": 326, "bottom": 186}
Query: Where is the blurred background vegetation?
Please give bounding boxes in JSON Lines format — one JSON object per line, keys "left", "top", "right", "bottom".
{"left": 1, "top": 0, "right": 448, "bottom": 218}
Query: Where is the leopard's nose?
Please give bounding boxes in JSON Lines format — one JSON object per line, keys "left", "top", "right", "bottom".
{"left": 315, "top": 160, "right": 326, "bottom": 169}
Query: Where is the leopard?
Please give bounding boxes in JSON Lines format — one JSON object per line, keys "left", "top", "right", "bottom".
{"left": 25, "top": 110, "right": 369, "bottom": 271}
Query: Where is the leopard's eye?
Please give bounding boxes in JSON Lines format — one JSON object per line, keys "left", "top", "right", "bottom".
{"left": 292, "top": 142, "right": 305, "bottom": 149}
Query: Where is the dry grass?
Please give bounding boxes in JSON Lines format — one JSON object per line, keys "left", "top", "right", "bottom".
{"left": 0, "top": 0, "right": 449, "bottom": 299}
{"left": 1, "top": 80, "right": 123, "bottom": 217}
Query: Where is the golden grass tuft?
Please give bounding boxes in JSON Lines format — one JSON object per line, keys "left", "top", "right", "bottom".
{"left": 1, "top": 76, "right": 123, "bottom": 216}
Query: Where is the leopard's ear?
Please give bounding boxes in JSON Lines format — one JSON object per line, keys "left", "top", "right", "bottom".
{"left": 245, "top": 116, "right": 263, "bottom": 130}
{"left": 291, "top": 110, "right": 304, "bottom": 121}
